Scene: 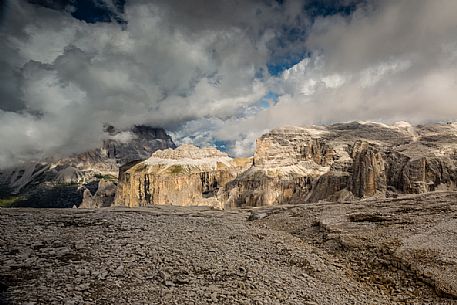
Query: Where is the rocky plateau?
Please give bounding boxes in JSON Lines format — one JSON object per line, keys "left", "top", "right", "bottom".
{"left": 3, "top": 121, "right": 457, "bottom": 209}
{"left": 1, "top": 192, "right": 457, "bottom": 304}
{"left": 223, "top": 121, "right": 457, "bottom": 207}
{"left": 115, "top": 144, "right": 251, "bottom": 209}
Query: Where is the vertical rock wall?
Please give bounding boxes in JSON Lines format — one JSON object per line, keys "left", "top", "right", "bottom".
{"left": 350, "top": 141, "right": 387, "bottom": 198}
{"left": 222, "top": 122, "right": 457, "bottom": 207}
{"left": 114, "top": 145, "right": 250, "bottom": 208}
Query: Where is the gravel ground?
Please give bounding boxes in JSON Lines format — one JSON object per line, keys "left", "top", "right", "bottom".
{"left": 1, "top": 193, "right": 457, "bottom": 304}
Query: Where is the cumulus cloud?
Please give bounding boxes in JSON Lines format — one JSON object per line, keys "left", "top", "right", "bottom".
{"left": 0, "top": 0, "right": 286, "bottom": 166}
{"left": 1, "top": 0, "right": 457, "bottom": 165}
{"left": 193, "top": 0, "right": 457, "bottom": 155}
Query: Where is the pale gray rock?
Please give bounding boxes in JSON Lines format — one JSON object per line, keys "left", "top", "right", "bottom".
{"left": 80, "top": 179, "right": 117, "bottom": 208}
{"left": 223, "top": 122, "right": 457, "bottom": 207}
{"left": 2, "top": 193, "right": 457, "bottom": 304}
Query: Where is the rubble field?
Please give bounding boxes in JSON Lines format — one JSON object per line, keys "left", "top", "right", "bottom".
{"left": 1, "top": 191, "right": 457, "bottom": 304}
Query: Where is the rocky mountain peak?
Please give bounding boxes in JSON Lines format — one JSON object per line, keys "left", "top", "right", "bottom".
{"left": 4, "top": 121, "right": 457, "bottom": 209}
{"left": 223, "top": 121, "right": 457, "bottom": 207}
{"left": 254, "top": 126, "right": 333, "bottom": 168}
{"left": 0, "top": 125, "right": 176, "bottom": 208}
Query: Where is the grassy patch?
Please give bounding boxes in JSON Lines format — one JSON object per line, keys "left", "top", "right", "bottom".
{"left": 94, "top": 173, "right": 117, "bottom": 181}
{"left": 168, "top": 165, "right": 185, "bottom": 174}
{"left": 0, "top": 196, "right": 23, "bottom": 207}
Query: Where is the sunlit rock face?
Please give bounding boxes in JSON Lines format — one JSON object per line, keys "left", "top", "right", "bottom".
{"left": 3, "top": 121, "right": 457, "bottom": 209}
{"left": 349, "top": 140, "right": 387, "bottom": 198}
{"left": 115, "top": 144, "right": 251, "bottom": 209}
{"left": 222, "top": 122, "right": 457, "bottom": 207}
{"left": 0, "top": 126, "right": 175, "bottom": 208}
{"left": 221, "top": 127, "right": 334, "bottom": 207}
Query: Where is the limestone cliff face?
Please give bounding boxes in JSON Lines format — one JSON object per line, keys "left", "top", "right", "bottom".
{"left": 114, "top": 144, "right": 250, "bottom": 208}
{"left": 223, "top": 122, "right": 457, "bottom": 207}
{"left": 222, "top": 127, "right": 334, "bottom": 207}
{"left": 253, "top": 127, "right": 334, "bottom": 168}
{"left": 4, "top": 121, "right": 457, "bottom": 209}
{"left": 386, "top": 145, "right": 457, "bottom": 194}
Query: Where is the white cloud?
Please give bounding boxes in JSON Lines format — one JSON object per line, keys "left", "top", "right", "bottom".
{"left": 212, "top": 0, "right": 457, "bottom": 155}
{"left": 1, "top": 0, "right": 457, "bottom": 164}
{"left": 0, "top": 0, "right": 280, "bottom": 165}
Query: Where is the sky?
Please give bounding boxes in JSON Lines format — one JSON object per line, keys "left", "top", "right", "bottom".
{"left": 0, "top": 0, "right": 457, "bottom": 166}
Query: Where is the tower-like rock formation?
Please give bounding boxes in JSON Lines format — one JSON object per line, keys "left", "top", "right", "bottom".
{"left": 350, "top": 141, "right": 387, "bottom": 198}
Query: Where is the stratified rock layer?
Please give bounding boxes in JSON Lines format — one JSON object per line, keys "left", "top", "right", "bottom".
{"left": 224, "top": 122, "right": 457, "bottom": 207}
{"left": 4, "top": 121, "right": 457, "bottom": 209}
{"left": 115, "top": 144, "right": 251, "bottom": 208}
{"left": 221, "top": 127, "right": 334, "bottom": 207}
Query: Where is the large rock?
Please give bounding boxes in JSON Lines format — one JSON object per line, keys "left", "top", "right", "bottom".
{"left": 349, "top": 140, "right": 387, "bottom": 198}
{"left": 80, "top": 179, "right": 117, "bottom": 208}
{"left": 114, "top": 144, "right": 251, "bottom": 208}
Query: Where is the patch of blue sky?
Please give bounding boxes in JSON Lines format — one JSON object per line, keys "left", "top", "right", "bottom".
{"left": 27, "top": 0, "right": 127, "bottom": 25}
{"left": 71, "top": 0, "right": 126, "bottom": 25}
{"left": 267, "top": 0, "right": 363, "bottom": 76}
{"left": 259, "top": 91, "right": 279, "bottom": 109}
{"left": 304, "top": 0, "right": 363, "bottom": 20}
{"left": 267, "top": 51, "right": 308, "bottom": 76}
{"left": 214, "top": 140, "right": 231, "bottom": 152}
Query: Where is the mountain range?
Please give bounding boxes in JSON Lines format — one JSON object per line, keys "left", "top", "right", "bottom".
{"left": 2, "top": 121, "right": 457, "bottom": 209}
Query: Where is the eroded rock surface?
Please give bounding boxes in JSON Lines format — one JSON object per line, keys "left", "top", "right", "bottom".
{"left": 1, "top": 192, "right": 457, "bottom": 304}
{"left": 224, "top": 122, "right": 457, "bottom": 207}
{"left": 3, "top": 121, "right": 457, "bottom": 209}
{"left": 222, "top": 127, "right": 333, "bottom": 207}
{"left": 254, "top": 191, "right": 457, "bottom": 303}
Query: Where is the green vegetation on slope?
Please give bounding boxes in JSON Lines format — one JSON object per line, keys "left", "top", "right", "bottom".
{"left": 168, "top": 165, "right": 185, "bottom": 174}
{"left": 94, "top": 173, "right": 117, "bottom": 181}
{"left": 0, "top": 196, "right": 23, "bottom": 207}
